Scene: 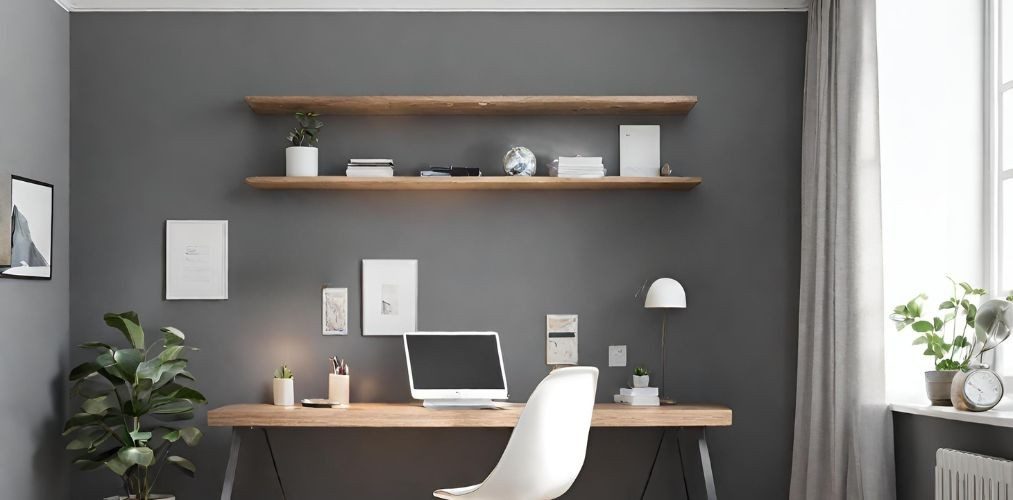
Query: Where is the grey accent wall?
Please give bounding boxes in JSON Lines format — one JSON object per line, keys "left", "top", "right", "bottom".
{"left": 894, "top": 412, "right": 1013, "bottom": 500}
{"left": 70, "top": 12, "right": 804, "bottom": 499}
{"left": 0, "top": 0, "right": 70, "bottom": 498}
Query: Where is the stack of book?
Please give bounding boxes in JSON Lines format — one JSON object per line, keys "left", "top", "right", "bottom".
{"left": 419, "top": 165, "right": 481, "bottom": 177}
{"left": 554, "top": 156, "right": 605, "bottom": 178}
{"left": 346, "top": 159, "right": 394, "bottom": 177}
{"left": 613, "top": 386, "right": 660, "bottom": 406}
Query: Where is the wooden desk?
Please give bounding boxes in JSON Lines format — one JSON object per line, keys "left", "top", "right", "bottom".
{"left": 208, "top": 403, "right": 732, "bottom": 500}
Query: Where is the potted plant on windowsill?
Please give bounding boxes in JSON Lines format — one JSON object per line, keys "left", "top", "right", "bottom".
{"left": 66, "top": 312, "right": 206, "bottom": 500}
{"left": 285, "top": 111, "right": 323, "bottom": 177}
{"left": 890, "top": 277, "right": 991, "bottom": 406}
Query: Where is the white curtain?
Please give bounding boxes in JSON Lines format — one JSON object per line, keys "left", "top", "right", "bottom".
{"left": 790, "top": 0, "right": 895, "bottom": 499}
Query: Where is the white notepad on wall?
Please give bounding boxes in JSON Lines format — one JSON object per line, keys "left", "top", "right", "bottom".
{"left": 619, "top": 125, "right": 660, "bottom": 177}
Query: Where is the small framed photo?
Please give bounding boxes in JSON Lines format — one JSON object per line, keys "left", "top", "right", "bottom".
{"left": 362, "top": 259, "right": 417, "bottom": 336}
{"left": 2, "top": 175, "right": 54, "bottom": 280}
{"left": 322, "top": 287, "right": 348, "bottom": 336}
{"left": 165, "top": 220, "right": 228, "bottom": 300}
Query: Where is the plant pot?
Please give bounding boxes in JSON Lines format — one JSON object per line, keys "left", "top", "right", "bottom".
{"left": 925, "top": 370, "right": 957, "bottom": 406}
{"left": 632, "top": 375, "right": 650, "bottom": 388}
{"left": 286, "top": 146, "right": 318, "bottom": 176}
{"left": 273, "top": 378, "right": 294, "bottom": 406}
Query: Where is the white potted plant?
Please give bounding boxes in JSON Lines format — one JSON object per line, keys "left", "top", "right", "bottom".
{"left": 890, "top": 277, "right": 1003, "bottom": 406}
{"left": 632, "top": 366, "right": 650, "bottom": 388}
{"left": 285, "top": 112, "right": 323, "bottom": 177}
{"left": 273, "top": 364, "right": 294, "bottom": 406}
{"left": 66, "top": 312, "right": 205, "bottom": 500}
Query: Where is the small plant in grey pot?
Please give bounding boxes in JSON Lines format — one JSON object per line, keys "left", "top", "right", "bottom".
{"left": 632, "top": 366, "right": 650, "bottom": 388}
{"left": 890, "top": 277, "right": 995, "bottom": 406}
{"left": 65, "top": 312, "right": 206, "bottom": 500}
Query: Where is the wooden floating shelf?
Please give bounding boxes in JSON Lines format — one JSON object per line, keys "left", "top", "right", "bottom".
{"left": 245, "top": 95, "right": 697, "bottom": 116}
{"left": 245, "top": 176, "right": 702, "bottom": 191}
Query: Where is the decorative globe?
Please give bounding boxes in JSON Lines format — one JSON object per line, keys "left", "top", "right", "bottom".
{"left": 503, "top": 146, "right": 536, "bottom": 176}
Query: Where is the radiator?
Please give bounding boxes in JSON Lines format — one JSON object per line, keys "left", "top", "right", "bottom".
{"left": 936, "top": 448, "right": 1013, "bottom": 500}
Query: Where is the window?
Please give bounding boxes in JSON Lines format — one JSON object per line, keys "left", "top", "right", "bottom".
{"left": 989, "top": 0, "right": 1013, "bottom": 376}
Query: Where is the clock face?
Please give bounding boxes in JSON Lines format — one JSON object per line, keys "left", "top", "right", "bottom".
{"left": 964, "top": 370, "right": 1004, "bottom": 408}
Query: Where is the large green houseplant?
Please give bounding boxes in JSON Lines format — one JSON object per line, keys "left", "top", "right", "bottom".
{"left": 65, "top": 312, "right": 207, "bottom": 500}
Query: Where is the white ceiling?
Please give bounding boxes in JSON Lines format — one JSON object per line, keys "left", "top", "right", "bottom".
{"left": 56, "top": 0, "right": 808, "bottom": 12}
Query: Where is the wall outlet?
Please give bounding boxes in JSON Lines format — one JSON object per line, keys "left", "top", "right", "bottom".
{"left": 546, "top": 314, "right": 578, "bottom": 365}
{"left": 608, "top": 345, "right": 627, "bottom": 367}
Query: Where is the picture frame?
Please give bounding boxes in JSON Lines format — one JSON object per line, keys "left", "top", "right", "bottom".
{"left": 322, "top": 287, "right": 349, "bottom": 336}
{"left": 2, "top": 175, "right": 54, "bottom": 280}
{"left": 165, "top": 220, "right": 228, "bottom": 300}
{"left": 546, "top": 314, "right": 579, "bottom": 365}
{"left": 362, "top": 259, "right": 417, "bottom": 336}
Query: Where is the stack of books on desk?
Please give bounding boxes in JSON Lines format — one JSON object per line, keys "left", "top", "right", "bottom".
{"left": 554, "top": 156, "right": 605, "bottom": 178}
{"left": 613, "top": 387, "right": 661, "bottom": 406}
{"left": 346, "top": 159, "right": 394, "bottom": 177}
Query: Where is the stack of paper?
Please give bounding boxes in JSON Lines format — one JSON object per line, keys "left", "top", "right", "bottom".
{"left": 555, "top": 156, "right": 605, "bottom": 178}
{"left": 613, "top": 387, "right": 660, "bottom": 406}
{"left": 347, "top": 159, "right": 394, "bottom": 177}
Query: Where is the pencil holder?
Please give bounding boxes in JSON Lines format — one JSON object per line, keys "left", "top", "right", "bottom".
{"left": 328, "top": 373, "right": 350, "bottom": 406}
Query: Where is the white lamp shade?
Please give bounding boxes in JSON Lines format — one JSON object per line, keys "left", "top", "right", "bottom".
{"left": 644, "top": 278, "right": 687, "bottom": 309}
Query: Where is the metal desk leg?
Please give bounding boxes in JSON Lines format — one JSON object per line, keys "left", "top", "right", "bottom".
{"left": 262, "top": 428, "right": 288, "bottom": 500}
{"left": 678, "top": 427, "right": 717, "bottom": 500}
{"left": 640, "top": 429, "right": 669, "bottom": 500}
{"left": 221, "top": 427, "right": 242, "bottom": 500}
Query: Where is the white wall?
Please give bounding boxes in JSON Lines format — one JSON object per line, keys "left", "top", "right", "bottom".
{"left": 0, "top": 0, "right": 70, "bottom": 497}
{"left": 878, "top": 0, "right": 986, "bottom": 403}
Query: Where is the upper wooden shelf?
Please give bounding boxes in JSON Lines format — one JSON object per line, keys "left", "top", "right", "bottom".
{"left": 244, "top": 95, "right": 698, "bottom": 116}
{"left": 245, "top": 176, "right": 701, "bottom": 191}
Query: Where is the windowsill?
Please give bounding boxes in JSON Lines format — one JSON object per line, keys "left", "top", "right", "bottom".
{"left": 891, "top": 401, "right": 1013, "bottom": 429}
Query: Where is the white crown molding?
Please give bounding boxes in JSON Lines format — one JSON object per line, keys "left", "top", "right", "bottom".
{"left": 63, "top": 0, "right": 807, "bottom": 13}
{"left": 52, "top": 0, "right": 74, "bottom": 12}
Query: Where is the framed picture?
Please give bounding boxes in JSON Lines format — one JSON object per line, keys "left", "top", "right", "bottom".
{"left": 0, "top": 173, "right": 11, "bottom": 267}
{"left": 362, "top": 259, "right": 417, "bottom": 336}
{"left": 322, "top": 287, "right": 349, "bottom": 336}
{"left": 546, "top": 314, "right": 579, "bottom": 365}
{"left": 165, "top": 220, "right": 228, "bottom": 300}
{"left": 2, "top": 175, "right": 54, "bottom": 280}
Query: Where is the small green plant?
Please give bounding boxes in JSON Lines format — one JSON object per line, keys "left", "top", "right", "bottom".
{"left": 274, "top": 364, "right": 293, "bottom": 379}
{"left": 890, "top": 276, "right": 992, "bottom": 371}
{"left": 633, "top": 366, "right": 649, "bottom": 377}
{"left": 65, "top": 312, "right": 206, "bottom": 500}
{"left": 286, "top": 112, "right": 323, "bottom": 147}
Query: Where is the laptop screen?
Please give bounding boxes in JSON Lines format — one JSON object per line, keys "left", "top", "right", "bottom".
{"left": 406, "top": 333, "right": 506, "bottom": 390}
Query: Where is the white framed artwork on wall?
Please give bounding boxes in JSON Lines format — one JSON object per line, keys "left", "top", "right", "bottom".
{"left": 362, "top": 259, "right": 417, "bottom": 336}
{"left": 322, "top": 287, "right": 348, "bottom": 336}
{"left": 165, "top": 220, "right": 228, "bottom": 300}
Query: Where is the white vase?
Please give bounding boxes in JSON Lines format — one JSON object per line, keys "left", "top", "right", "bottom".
{"left": 328, "top": 373, "right": 350, "bottom": 406}
{"left": 273, "top": 378, "right": 295, "bottom": 406}
{"left": 632, "top": 375, "right": 650, "bottom": 388}
{"left": 286, "top": 146, "right": 318, "bottom": 176}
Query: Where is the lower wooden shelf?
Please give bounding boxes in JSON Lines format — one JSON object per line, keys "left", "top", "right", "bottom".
{"left": 245, "top": 176, "right": 702, "bottom": 191}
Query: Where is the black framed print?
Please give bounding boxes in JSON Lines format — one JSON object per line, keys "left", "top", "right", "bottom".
{"left": 2, "top": 175, "right": 53, "bottom": 280}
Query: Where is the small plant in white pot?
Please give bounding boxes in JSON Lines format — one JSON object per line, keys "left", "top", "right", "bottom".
{"left": 66, "top": 312, "right": 206, "bottom": 500}
{"left": 632, "top": 366, "right": 650, "bottom": 388}
{"left": 889, "top": 277, "right": 1009, "bottom": 406}
{"left": 285, "top": 111, "right": 323, "bottom": 177}
{"left": 273, "top": 364, "right": 294, "bottom": 406}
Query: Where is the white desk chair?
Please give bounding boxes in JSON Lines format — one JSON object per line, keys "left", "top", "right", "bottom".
{"left": 433, "top": 366, "right": 599, "bottom": 500}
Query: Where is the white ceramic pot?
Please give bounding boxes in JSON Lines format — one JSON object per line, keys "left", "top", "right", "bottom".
{"left": 632, "top": 375, "right": 650, "bottom": 388}
{"left": 273, "top": 378, "right": 295, "bottom": 406}
{"left": 328, "top": 373, "right": 350, "bottom": 406}
{"left": 924, "top": 370, "right": 957, "bottom": 406}
{"left": 286, "top": 146, "right": 318, "bottom": 176}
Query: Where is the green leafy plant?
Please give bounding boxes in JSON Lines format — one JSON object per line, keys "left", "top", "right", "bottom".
{"left": 890, "top": 277, "right": 988, "bottom": 370}
{"left": 274, "top": 364, "right": 293, "bottom": 379}
{"left": 633, "top": 366, "right": 649, "bottom": 377}
{"left": 65, "top": 312, "right": 206, "bottom": 500}
{"left": 286, "top": 111, "right": 323, "bottom": 147}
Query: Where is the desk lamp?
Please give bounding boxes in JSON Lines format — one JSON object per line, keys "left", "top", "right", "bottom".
{"left": 644, "top": 278, "right": 686, "bottom": 405}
